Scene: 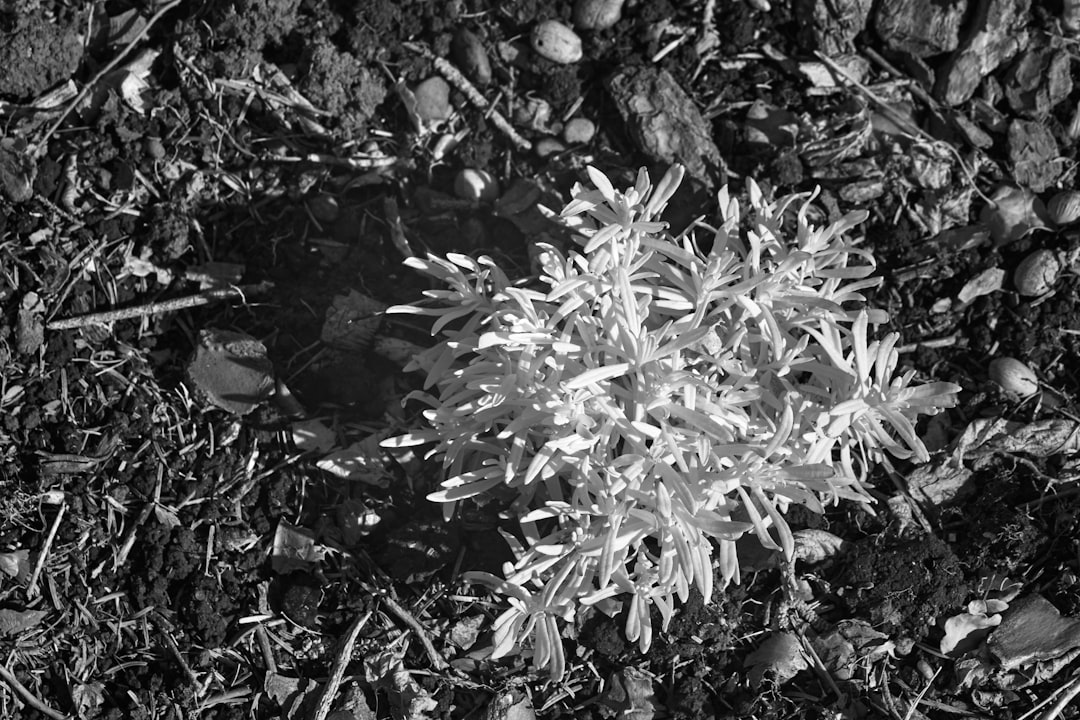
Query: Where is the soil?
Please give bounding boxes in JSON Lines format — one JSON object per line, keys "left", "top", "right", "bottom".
{"left": 2, "top": 0, "right": 1080, "bottom": 719}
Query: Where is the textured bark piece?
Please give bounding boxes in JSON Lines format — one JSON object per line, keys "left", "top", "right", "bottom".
{"left": 935, "top": 0, "right": 1031, "bottom": 106}
{"left": 605, "top": 66, "right": 726, "bottom": 184}
{"left": 187, "top": 328, "right": 274, "bottom": 415}
{"left": 988, "top": 594, "right": 1080, "bottom": 669}
{"left": 1008, "top": 119, "right": 1064, "bottom": 192}
{"left": 795, "top": 0, "right": 874, "bottom": 54}
{"left": 1004, "top": 45, "right": 1073, "bottom": 118}
{"left": 875, "top": 0, "right": 967, "bottom": 57}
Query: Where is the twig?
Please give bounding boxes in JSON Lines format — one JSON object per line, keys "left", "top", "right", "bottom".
{"left": 402, "top": 42, "right": 532, "bottom": 152}
{"left": 92, "top": 463, "right": 162, "bottom": 579}
{"left": 0, "top": 662, "right": 69, "bottom": 720}
{"left": 37, "top": 0, "right": 183, "bottom": 151}
{"left": 364, "top": 585, "right": 448, "bottom": 671}
{"left": 47, "top": 282, "right": 273, "bottom": 331}
{"left": 152, "top": 612, "right": 200, "bottom": 688}
{"left": 1037, "top": 672, "right": 1080, "bottom": 720}
{"left": 312, "top": 609, "right": 373, "bottom": 720}
{"left": 26, "top": 502, "right": 66, "bottom": 600}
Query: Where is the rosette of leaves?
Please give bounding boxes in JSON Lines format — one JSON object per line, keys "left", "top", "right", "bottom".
{"left": 385, "top": 165, "right": 960, "bottom": 678}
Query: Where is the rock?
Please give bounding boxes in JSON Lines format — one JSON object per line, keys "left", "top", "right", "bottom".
{"left": 988, "top": 594, "right": 1080, "bottom": 669}
{"left": 563, "top": 117, "right": 597, "bottom": 144}
{"left": 0, "top": 139, "right": 36, "bottom": 204}
{"left": 1004, "top": 45, "right": 1072, "bottom": 118}
{"left": 605, "top": 66, "right": 726, "bottom": 184}
{"left": 452, "top": 28, "right": 492, "bottom": 86}
{"left": 875, "top": 0, "right": 966, "bottom": 57}
{"left": 413, "top": 76, "right": 453, "bottom": 125}
{"left": 935, "top": 0, "right": 1031, "bottom": 106}
{"left": 534, "top": 137, "right": 566, "bottom": 158}
{"left": 1008, "top": 119, "right": 1063, "bottom": 192}
{"left": 186, "top": 329, "right": 275, "bottom": 415}
{"left": 530, "top": 20, "right": 582, "bottom": 64}
{"left": 1047, "top": 190, "right": 1080, "bottom": 225}
{"left": 795, "top": 0, "right": 874, "bottom": 55}
{"left": 1013, "top": 248, "right": 1060, "bottom": 296}
{"left": 573, "top": 0, "right": 626, "bottom": 30}
{"left": 454, "top": 168, "right": 500, "bottom": 203}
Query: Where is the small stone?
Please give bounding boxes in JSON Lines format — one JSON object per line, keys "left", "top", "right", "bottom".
{"left": 573, "top": 0, "right": 626, "bottom": 30}
{"left": 413, "top": 76, "right": 453, "bottom": 125}
{"left": 562, "top": 117, "right": 596, "bottom": 144}
{"left": 144, "top": 137, "right": 165, "bottom": 159}
{"left": 988, "top": 357, "right": 1039, "bottom": 397}
{"left": 1047, "top": 190, "right": 1080, "bottom": 225}
{"left": 186, "top": 329, "right": 275, "bottom": 415}
{"left": 451, "top": 28, "right": 491, "bottom": 86}
{"left": 454, "top": 168, "right": 500, "bottom": 203}
{"left": 307, "top": 194, "right": 339, "bottom": 223}
{"left": 534, "top": 137, "right": 566, "bottom": 158}
{"left": 531, "top": 20, "right": 583, "bottom": 64}
{"left": 1013, "top": 248, "right": 1060, "bottom": 296}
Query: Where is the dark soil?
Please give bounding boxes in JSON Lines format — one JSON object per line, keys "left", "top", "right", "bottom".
{"left": 2, "top": 0, "right": 1080, "bottom": 719}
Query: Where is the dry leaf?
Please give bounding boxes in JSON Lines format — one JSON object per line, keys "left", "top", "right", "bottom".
{"left": 745, "top": 632, "right": 809, "bottom": 687}
{"left": 291, "top": 419, "right": 336, "bottom": 452}
{"left": 0, "top": 550, "right": 30, "bottom": 580}
{"left": 0, "top": 608, "right": 49, "bottom": 636}
{"left": 941, "top": 610, "right": 1001, "bottom": 656}
{"left": 812, "top": 620, "right": 895, "bottom": 681}
{"left": 482, "top": 689, "right": 536, "bottom": 720}
{"left": 792, "top": 528, "right": 849, "bottom": 564}
{"left": 598, "top": 668, "right": 659, "bottom": 720}
{"left": 979, "top": 185, "right": 1051, "bottom": 246}
{"left": 271, "top": 521, "right": 325, "bottom": 574}
{"left": 321, "top": 290, "right": 386, "bottom": 351}
{"left": 316, "top": 436, "right": 390, "bottom": 486}
{"left": 957, "top": 267, "right": 1004, "bottom": 305}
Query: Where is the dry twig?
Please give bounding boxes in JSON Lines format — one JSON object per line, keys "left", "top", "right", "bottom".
{"left": 402, "top": 42, "right": 532, "bottom": 152}
{"left": 47, "top": 282, "right": 273, "bottom": 331}
{"left": 26, "top": 502, "right": 66, "bottom": 600}
{"left": 312, "top": 610, "right": 373, "bottom": 720}
{"left": 0, "top": 662, "right": 69, "bottom": 720}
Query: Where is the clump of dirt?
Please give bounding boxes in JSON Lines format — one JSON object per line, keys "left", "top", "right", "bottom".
{"left": 299, "top": 38, "right": 388, "bottom": 140}
{"left": 839, "top": 533, "right": 968, "bottom": 641}
{"left": 0, "top": 5, "right": 85, "bottom": 98}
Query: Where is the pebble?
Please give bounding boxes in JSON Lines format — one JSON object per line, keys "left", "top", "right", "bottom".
{"left": 988, "top": 357, "right": 1039, "bottom": 397}
{"left": 1047, "top": 190, "right": 1080, "bottom": 225}
{"left": 563, "top": 117, "right": 596, "bottom": 144}
{"left": 144, "top": 137, "right": 165, "bottom": 159}
{"left": 454, "top": 168, "right": 500, "bottom": 203}
{"left": 452, "top": 28, "right": 491, "bottom": 86}
{"left": 1013, "top": 249, "right": 1060, "bottom": 296}
{"left": 534, "top": 137, "right": 566, "bottom": 158}
{"left": 531, "top": 20, "right": 582, "bottom": 64}
{"left": 413, "top": 76, "right": 453, "bottom": 125}
{"left": 573, "top": 0, "right": 625, "bottom": 30}
{"left": 307, "top": 194, "right": 339, "bottom": 224}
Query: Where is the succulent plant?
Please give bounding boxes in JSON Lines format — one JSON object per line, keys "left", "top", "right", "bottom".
{"left": 385, "top": 165, "right": 961, "bottom": 677}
